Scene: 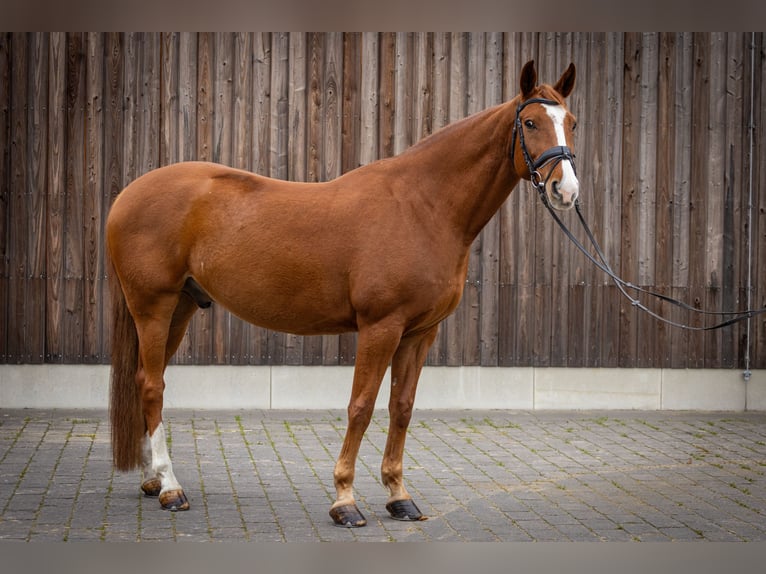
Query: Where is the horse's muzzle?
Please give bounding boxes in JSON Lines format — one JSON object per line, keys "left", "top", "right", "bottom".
{"left": 549, "top": 178, "right": 579, "bottom": 210}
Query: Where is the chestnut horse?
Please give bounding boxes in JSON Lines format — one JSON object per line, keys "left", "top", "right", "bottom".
{"left": 106, "top": 60, "right": 579, "bottom": 527}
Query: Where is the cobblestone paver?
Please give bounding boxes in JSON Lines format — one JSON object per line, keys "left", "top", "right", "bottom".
{"left": 1, "top": 409, "right": 765, "bottom": 542}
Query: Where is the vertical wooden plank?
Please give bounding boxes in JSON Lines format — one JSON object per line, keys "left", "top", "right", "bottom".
{"left": 178, "top": 32, "right": 198, "bottom": 164}
{"left": 509, "top": 32, "right": 540, "bottom": 366}
{"left": 533, "top": 33, "right": 556, "bottom": 367}
{"left": 564, "top": 32, "right": 590, "bottom": 367}
{"left": 102, "top": 32, "right": 123, "bottom": 364}
{"left": 637, "top": 34, "right": 659, "bottom": 287}
{"left": 687, "top": 33, "right": 711, "bottom": 368}
{"left": 393, "top": 32, "right": 413, "bottom": 155}
{"left": 0, "top": 32, "right": 10, "bottom": 361}
{"left": 431, "top": 32, "right": 450, "bottom": 132}
{"left": 635, "top": 32, "right": 658, "bottom": 367}
{"left": 283, "top": 33, "right": 307, "bottom": 366}
{"left": 302, "top": 32, "right": 323, "bottom": 365}
{"left": 378, "top": 32, "right": 396, "bottom": 160}
{"left": 25, "top": 33, "right": 48, "bottom": 364}
{"left": 192, "top": 32, "right": 214, "bottom": 363}
{"left": 652, "top": 32, "right": 677, "bottom": 369}
{"left": 229, "top": 32, "right": 254, "bottom": 365}
{"left": 359, "top": 32, "right": 379, "bottom": 166}
{"left": 196, "top": 32, "right": 213, "bottom": 164}
{"left": 83, "top": 32, "right": 104, "bottom": 363}
{"left": 173, "top": 32, "right": 198, "bottom": 364}
{"left": 721, "top": 33, "right": 745, "bottom": 368}
{"left": 7, "top": 33, "right": 30, "bottom": 362}
{"left": 249, "top": 32, "right": 271, "bottom": 364}
{"left": 462, "top": 32, "right": 485, "bottom": 367}
{"left": 270, "top": 32, "right": 289, "bottom": 180}
{"left": 598, "top": 32, "right": 624, "bottom": 367}
{"left": 704, "top": 32, "right": 727, "bottom": 367}
{"left": 413, "top": 32, "right": 433, "bottom": 142}
{"left": 267, "top": 31, "right": 289, "bottom": 366}
{"left": 755, "top": 33, "right": 766, "bottom": 368}
{"left": 63, "top": 32, "right": 85, "bottom": 363}
{"left": 338, "top": 32, "right": 360, "bottom": 366}
{"left": 444, "top": 32, "right": 468, "bottom": 366}
{"left": 287, "top": 32, "right": 305, "bottom": 181}
{"left": 669, "top": 33, "right": 693, "bottom": 368}
{"left": 343, "top": 36, "right": 361, "bottom": 165}
{"left": 498, "top": 31, "right": 521, "bottom": 367}
{"left": 211, "top": 33, "right": 234, "bottom": 365}
{"left": 122, "top": 33, "right": 139, "bottom": 185}
{"left": 548, "top": 32, "right": 573, "bottom": 367}
{"left": 46, "top": 32, "right": 66, "bottom": 363}
{"left": 160, "top": 32, "right": 179, "bottom": 167}
{"left": 617, "top": 32, "right": 641, "bottom": 368}
{"left": 479, "top": 31, "right": 503, "bottom": 366}
{"left": 426, "top": 32, "right": 451, "bottom": 365}
{"left": 139, "top": 33, "right": 160, "bottom": 176}
{"left": 321, "top": 32, "right": 342, "bottom": 366}
{"left": 159, "top": 32, "right": 182, "bottom": 366}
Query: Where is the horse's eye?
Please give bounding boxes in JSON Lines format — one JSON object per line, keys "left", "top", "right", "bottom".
{"left": 524, "top": 119, "right": 535, "bottom": 129}
{"left": 572, "top": 121, "right": 577, "bottom": 131}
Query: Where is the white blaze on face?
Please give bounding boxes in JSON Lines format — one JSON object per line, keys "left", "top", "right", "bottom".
{"left": 542, "top": 103, "right": 579, "bottom": 204}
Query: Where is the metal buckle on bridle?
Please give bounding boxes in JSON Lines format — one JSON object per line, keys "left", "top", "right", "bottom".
{"left": 529, "top": 170, "right": 543, "bottom": 189}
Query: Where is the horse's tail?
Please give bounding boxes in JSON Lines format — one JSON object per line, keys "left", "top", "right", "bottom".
{"left": 107, "top": 250, "right": 144, "bottom": 471}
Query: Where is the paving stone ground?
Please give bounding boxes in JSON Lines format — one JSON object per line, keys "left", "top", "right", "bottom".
{"left": 1, "top": 408, "right": 765, "bottom": 542}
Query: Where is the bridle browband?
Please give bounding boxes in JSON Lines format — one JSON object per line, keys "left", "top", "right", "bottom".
{"left": 511, "top": 97, "right": 576, "bottom": 193}
{"left": 516, "top": 99, "right": 766, "bottom": 332}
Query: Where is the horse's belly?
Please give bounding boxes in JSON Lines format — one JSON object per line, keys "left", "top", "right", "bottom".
{"left": 194, "top": 271, "right": 358, "bottom": 336}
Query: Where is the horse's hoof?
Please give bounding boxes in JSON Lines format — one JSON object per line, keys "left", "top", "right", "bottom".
{"left": 159, "top": 489, "right": 190, "bottom": 511}
{"left": 329, "top": 504, "right": 367, "bottom": 527}
{"left": 141, "top": 478, "right": 162, "bottom": 497}
{"left": 386, "top": 499, "right": 426, "bottom": 521}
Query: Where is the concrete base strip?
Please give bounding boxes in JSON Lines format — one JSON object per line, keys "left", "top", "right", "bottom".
{"left": 1, "top": 365, "right": 764, "bottom": 411}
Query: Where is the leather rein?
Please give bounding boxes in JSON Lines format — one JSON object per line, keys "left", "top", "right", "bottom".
{"left": 513, "top": 97, "right": 766, "bottom": 332}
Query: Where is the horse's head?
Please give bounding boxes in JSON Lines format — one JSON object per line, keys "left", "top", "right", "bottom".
{"left": 511, "top": 60, "right": 579, "bottom": 211}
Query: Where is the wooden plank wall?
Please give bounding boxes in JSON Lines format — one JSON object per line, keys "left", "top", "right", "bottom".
{"left": 0, "top": 32, "right": 764, "bottom": 369}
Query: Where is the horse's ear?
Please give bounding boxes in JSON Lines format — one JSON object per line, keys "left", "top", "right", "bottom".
{"left": 554, "top": 63, "right": 576, "bottom": 98}
{"left": 520, "top": 60, "right": 537, "bottom": 99}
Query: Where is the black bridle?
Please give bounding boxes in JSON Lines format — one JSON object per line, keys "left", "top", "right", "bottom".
{"left": 515, "top": 97, "right": 766, "bottom": 332}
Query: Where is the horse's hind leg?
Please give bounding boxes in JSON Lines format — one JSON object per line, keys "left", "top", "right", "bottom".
{"left": 134, "top": 294, "right": 196, "bottom": 511}
{"left": 381, "top": 325, "right": 438, "bottom": 521}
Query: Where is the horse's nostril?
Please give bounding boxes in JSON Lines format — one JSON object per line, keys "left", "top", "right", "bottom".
{"left": 551, "top": 181, "right": 562, "bottom": 199}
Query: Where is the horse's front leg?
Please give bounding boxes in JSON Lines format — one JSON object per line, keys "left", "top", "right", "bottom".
{"left": 329, "top": 321, "right": 403, "bottom": 527}
{"left": 381, "top": 325, "right": 438, "bottom": 521}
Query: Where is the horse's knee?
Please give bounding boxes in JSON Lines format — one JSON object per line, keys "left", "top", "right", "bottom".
{"left": 347, "top": 399, "right": 374, "bottom": 429}
{"left": 390, "top": 398, "right": 414, "bottom": 431}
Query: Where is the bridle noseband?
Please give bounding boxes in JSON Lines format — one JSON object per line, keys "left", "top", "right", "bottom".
{"left": 511, "top": 97, "right": 577, "bottom": 200}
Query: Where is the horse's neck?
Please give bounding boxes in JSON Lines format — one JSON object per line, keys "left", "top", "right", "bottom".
{"left": 395, "top": 103, "right": 520, "bottom": 245}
